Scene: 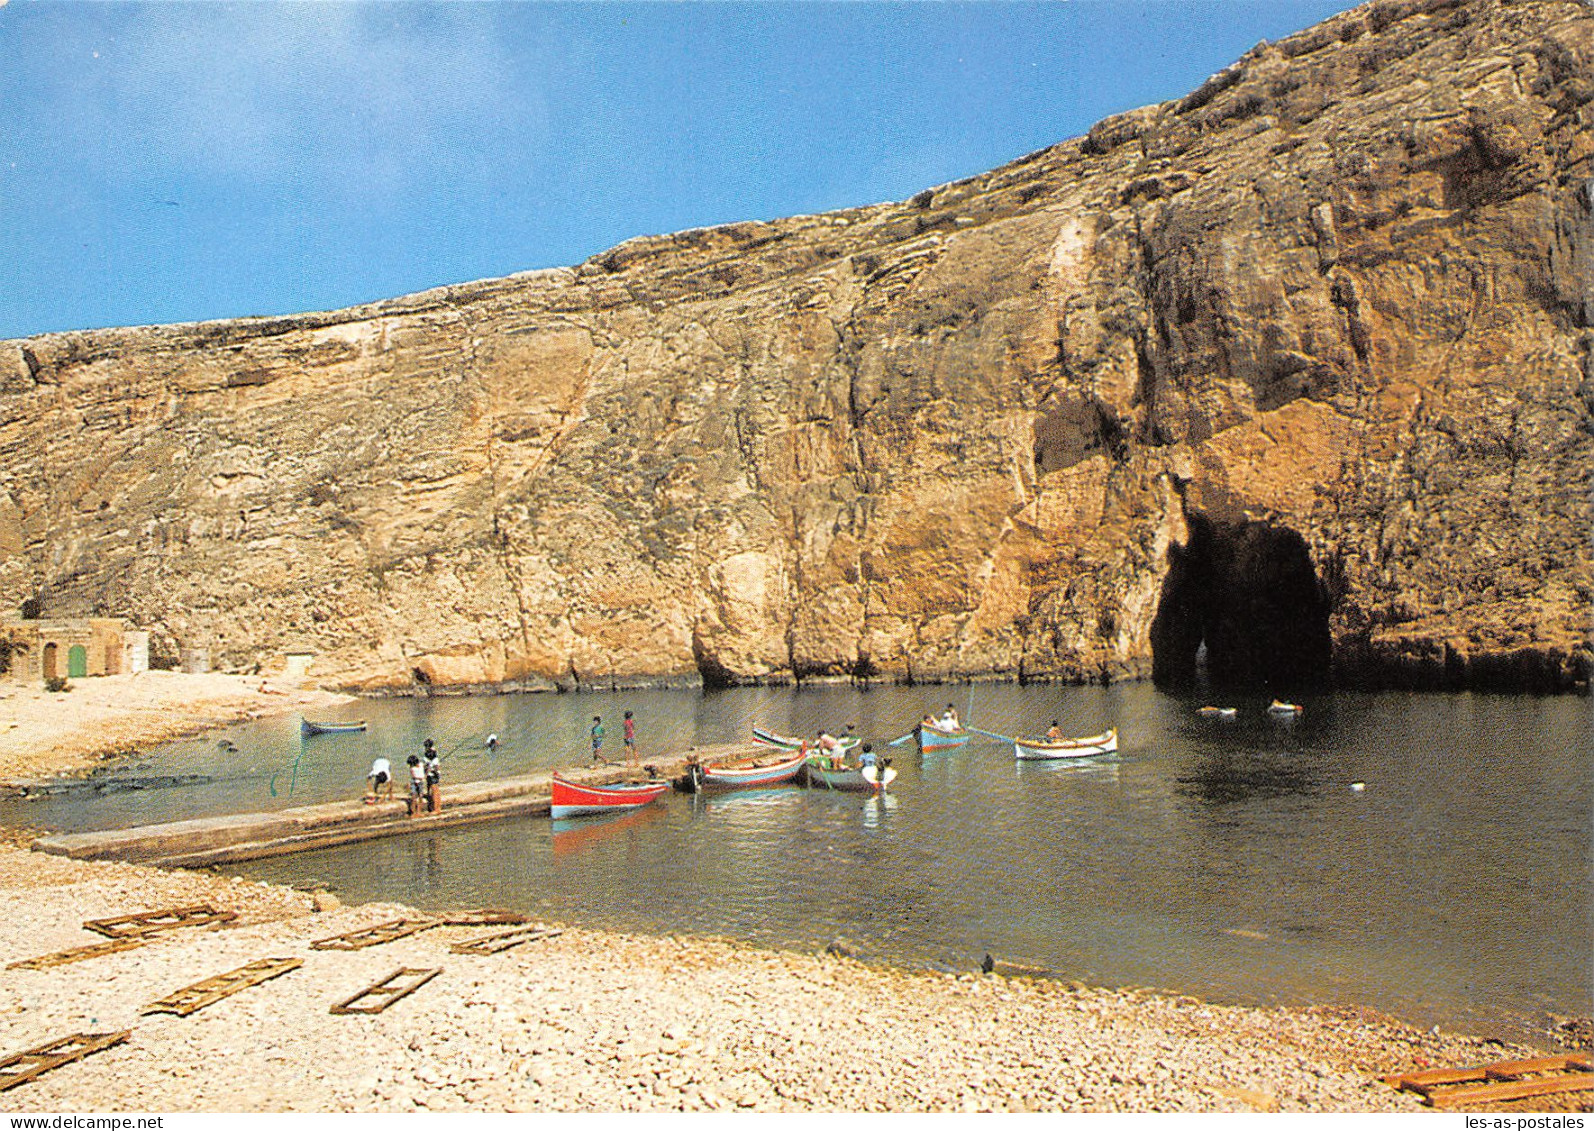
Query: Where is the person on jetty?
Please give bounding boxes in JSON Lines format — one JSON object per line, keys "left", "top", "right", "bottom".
{"left": 623, "top": 711, "right": 636, "bottom": 763}
{"left": 424, "top": 743, "right": 442, "bottom": 812}
{"left": 406, "top": 752, "right": 426, "bottom": 816}
{"left": 365, "top": 755, "right": 393, "bottom": 803}
{"left": 591, "top": 716, "right": 607, "bottom": 764}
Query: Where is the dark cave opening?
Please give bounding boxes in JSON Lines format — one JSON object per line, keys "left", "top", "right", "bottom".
{"left": 1150, "top": 512, "right": 1332, "bottom": 692}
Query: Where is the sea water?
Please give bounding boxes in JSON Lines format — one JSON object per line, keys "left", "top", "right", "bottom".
{"left": 3, "top": 682, "right": 1587, "bottom": 1046}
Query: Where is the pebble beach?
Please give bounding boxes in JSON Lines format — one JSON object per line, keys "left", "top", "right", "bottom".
{"left": 0, "top": 837, "right": 1574, "bottom": 1114}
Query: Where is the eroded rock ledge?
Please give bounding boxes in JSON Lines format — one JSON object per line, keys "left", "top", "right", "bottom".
{"left": 1, "top": 0, "right": 1589, "bottom": 694}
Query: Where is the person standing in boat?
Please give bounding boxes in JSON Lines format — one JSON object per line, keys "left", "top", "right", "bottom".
{"left": 939, "top": 704, "right": 960, "bottom": 732}
{"left": 424, "top": 742, "right": 442, "bottom": 812}
{"left": 1046, "top": 721, "right": 1063, "bottom": 740}
{"left": 365, "top": 756, "right": 393, "bottom": 803}
{"left": 590, "top": 716, "right": 606, "bottom": 764}
{"left": 623, "top": 710, "right": 636, "bottom": 763}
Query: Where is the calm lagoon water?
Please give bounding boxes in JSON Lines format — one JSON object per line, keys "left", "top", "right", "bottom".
{"left": 5, "top": 682, "right": 1588, "bottom": 1046}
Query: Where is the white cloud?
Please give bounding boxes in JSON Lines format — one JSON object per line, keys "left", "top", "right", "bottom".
{"left": 49, "top": 5, "right": 552, "bottom": 193}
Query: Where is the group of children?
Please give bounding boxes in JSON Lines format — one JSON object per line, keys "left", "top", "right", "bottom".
{"left": 589, "top": 710, "right": 637, "bottom": 764}
{"left": 920, "top": 703, "right": 962, "bottom": 734}
{"left": 364, "top": 738, "right": 443, "bottom": 815}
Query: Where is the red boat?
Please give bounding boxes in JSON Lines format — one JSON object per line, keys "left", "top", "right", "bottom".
{"left": 549, "top": 773, "right": 669, "bottom": 819}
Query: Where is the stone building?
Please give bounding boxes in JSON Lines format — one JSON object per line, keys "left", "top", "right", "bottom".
{"left": 0, "top": 617, "right": 149, "bottom": 683}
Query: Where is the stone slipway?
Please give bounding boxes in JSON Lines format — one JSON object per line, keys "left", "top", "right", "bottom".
{"left": 30, "top": 744, "right": 757, "bottom": 867}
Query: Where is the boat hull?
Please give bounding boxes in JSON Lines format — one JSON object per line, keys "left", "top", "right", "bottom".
{"left": 1196, "top": 707, "right": 1237, "bottom": 720}
{"left": 301, "top": 719, "right": 368, "bottom": 736}
{"left": 549, "top": 775, "right": 670, "bottom": 819}
{"left": 1013, "top": 728, "right": 1118, "bottom": 760}
{"left": 753, "top": 727, "right": 859, "bottom": 754}
{"left": 803, "top": 758, "right": 896, "bottom": 792}
{"left": 915, "top": 725, "right": 972, "bottom": 754}
{"left": 701, "top": 749, "right": 807, "bottom": 790}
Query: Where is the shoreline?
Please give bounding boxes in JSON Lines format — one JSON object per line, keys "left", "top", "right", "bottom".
{"left": 0, "top": 839, "right": 1574, "bottom": 1114}
{"left": 0, "top": 672, "right": 355, "bottom": 785}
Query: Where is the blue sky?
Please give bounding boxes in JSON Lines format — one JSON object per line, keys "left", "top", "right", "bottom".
{"left": 1, "top": 1, "right": 1355, "bottom": 341}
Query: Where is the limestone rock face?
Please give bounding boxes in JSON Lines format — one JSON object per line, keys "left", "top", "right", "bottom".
{"left": 1, "top": 0, "right": 1589, "bottom": 692}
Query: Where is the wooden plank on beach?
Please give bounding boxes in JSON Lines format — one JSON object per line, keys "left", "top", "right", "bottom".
{"left": 450, "top": 925, "right": 563, "bottom": 955}
{"left": 438, "top": 908, "right": 529, "bottom": 927}
{"left": 330, "top": 967, "right": 441, "bottom": 1015}
{"left": 8, "top": 936, "right": 152, "bottom": 970}
{"left": 0, "top": 1031, "right": 131, "bottom": 1092}
{"left": 310, "top": 917, "right": 438, "bottom": 951}
{"left": 144, "top": 957, "right": 303, "bottom": 1017}
{"left": 83, "top": 903, "right": 236, "bottom": 939}
{"left": 1428, "top": 1074, "right": 1594, "bottom": 1108}
{"left": 1387, "top": 1055, "right": 1594, "bottom": 1107}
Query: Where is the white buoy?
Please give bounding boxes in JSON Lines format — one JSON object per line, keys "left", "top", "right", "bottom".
{"left": 1350, "top": 781, "right": 1366, "bottom": 792}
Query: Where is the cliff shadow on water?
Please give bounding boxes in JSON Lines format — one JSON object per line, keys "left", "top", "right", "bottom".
{"left": 1150, "top": 512, "right": 1333, "bottom": 694}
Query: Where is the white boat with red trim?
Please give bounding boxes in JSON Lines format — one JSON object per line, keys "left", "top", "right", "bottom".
{"left": 753, "top": 726, "right": 859, "bottom": 755}
{"left": 686, "top": 747, "right": 808, "bottom": 791}
{"left": 1013, "top": 727, "right": 1118, "bottom": 760}
{"left": 549, "top": 773, "right": 670, "bottom": 819}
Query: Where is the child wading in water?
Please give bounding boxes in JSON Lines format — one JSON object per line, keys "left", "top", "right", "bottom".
{"left": 591, "top": 716, "right": 606, "bottom": 764}
{"left": 623, "top": 710, "right": 636, "bottom": 763}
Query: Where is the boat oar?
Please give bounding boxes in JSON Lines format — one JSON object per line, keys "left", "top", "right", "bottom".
{"left": 965, "top": 726, "right": 1014, "bottom": 744}
{"left": 438, "top": 735, "right": 479, "bottom": 762}
{"left": 887, "top": 729, "right": 917, "bottom": 748}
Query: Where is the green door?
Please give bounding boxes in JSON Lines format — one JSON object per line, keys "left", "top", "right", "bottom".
{"left": 67, "top": 645, "right": 88, "bottom": 678}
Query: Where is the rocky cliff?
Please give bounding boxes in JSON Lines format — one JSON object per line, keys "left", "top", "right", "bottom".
{"left": 2, "top": 0, "right": 1590, "bottom": 693}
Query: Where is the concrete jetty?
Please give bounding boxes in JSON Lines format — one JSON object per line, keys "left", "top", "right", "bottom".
{"left": 31, "top": 744, "right": 757, "bottom": 868}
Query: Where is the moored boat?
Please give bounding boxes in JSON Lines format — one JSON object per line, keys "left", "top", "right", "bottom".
{"left": 1196, "top": 706, "right": 1238, "bottom": 720}
{"left": 752, "top": 726, "right": 859, "bottom": 754}
{"left": 1267, "top": 699, "right": 1304, "bottom": 717}
{"left": 698, "top": 748, "right": 808, "bottom": 790}
{"left": 802, "top": 754, "right": 897, "bottom": 792}
{"left": 301, "top": 719, "right": 368, "bottom": 736}
{"left": 915, "top": 723, "right": 972, "bottom": 754}
{"left": 549, "top": 773, "right": 670, "bottom": 819}
{"left": 1013, "top": 727, "right": 1118, "bottom": 760}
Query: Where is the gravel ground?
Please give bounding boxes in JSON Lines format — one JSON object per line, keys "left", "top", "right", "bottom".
{"left": 0, "top": 843, "right": 1576, "bottom": 1114}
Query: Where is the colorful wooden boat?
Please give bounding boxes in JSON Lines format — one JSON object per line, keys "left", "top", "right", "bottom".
{"left": 698, "top": 748, "right": 808, "bottom": 790}
{"left": 1196, "top": 706, "right": 1238, "bottom": 720}
{"left": 300, "top": 719, "right": 368, "bottom": 736}
{"left": 1013, "top": 727, "right": 1118, "bottom": 760}
{"left": 752, "top": 726, "right": 859, "bottom": 754}
{"left": 549, "top": 774, "right": 670, "bottom": 819}
{"left": 915, "top": 723, "right": 972, "bottom": 754}
{"left": 803, "top": 755, "right": 897, "bottom": 792}
{"left": 1267, "top": 699, "right": 1304, "bottom": 717}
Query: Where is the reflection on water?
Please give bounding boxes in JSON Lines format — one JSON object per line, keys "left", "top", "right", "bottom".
{"left": 2, "top": 682, "right": 1588, "bottom": 1047}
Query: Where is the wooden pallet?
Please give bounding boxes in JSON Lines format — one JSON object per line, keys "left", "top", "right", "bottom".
{"left": 0, "top": 1031, "right": 131, "bottom": 1092}
{"left": 449, "top": 925, "right": 563, "bottom": 955}
{"left": 438, "top": 908, "right": 529, "bottom": 927}
{"left": 310, "top": 918, "right": 438, "bottom": 951}
{"left": 1386, "top": 1055, "right": 1594, "bottom": 1107}
{"left": 83, "top": 904, "right": 237, "bottom": 939}
{"left": 330, "top": 967, "right": 441, "bottom": 1015}
{"left": 144, "top": 957, "right": 303, "bottom": 1017}
{"left": 8, "top": 936, "right": 152, "bottom": 970}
